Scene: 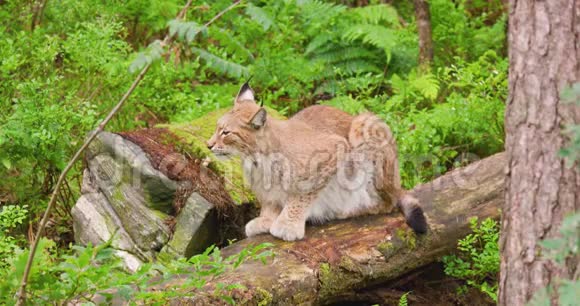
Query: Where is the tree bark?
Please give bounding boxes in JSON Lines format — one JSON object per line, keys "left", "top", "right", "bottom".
{"left": 162, "top": 152, "right": 506, "bottom": 305}
{"left": 500, "top": 1, "right": 580, "bottom": 305}
{"left": 414, "top": 0, "right": 433, "bottom": 70}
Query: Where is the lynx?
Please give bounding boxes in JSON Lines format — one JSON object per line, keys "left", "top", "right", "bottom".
{"left": 207, "top": 82, "right": 427, "bottom": 241}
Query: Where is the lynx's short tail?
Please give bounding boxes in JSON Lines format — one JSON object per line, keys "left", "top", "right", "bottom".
{"left": 347, "top": 112, "right": 428, "bottom": 234}
{"left": 397, "top": 193, "right": 428, "bottom": 234}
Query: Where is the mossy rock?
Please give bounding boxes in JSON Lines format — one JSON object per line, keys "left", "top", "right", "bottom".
{"left": 159, "top": 193, "right": 218, "bottom": 258}
{"left": 159, "top": 107, "right": 285, "bottom": 204}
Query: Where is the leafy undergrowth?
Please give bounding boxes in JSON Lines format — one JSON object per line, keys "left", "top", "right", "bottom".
{"left": 0, "top": 238, "right": 273, "bottom": 304}
{"left": 443, "top": 217, "right": 500, "bottom": 302}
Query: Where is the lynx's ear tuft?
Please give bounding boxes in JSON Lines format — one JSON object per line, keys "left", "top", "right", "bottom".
{"left": 249, "top": 107, "right": 267, "bottom": 129}
{"left": 235, "top": 79, "right": 255, "bottom": 103}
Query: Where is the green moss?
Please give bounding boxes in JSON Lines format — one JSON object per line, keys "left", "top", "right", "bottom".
{"left": 376, "top": 228, "right": 419, "bottom": 260}
{"left": 101, "top": 207, "right": 121, "bottom": 238}
{"left": 319, "top": 262, "right": 331, "bottom": 276}
{"left": 318, "top": 262, "right": 363, "bottom": 300}
{"left": 376, "top": 241, "right": 395, "bottom": 257}
{"left": 338, "top": 256, "right": 360, "bottom": 273}
{"left": 149, "top": 208, "right": 170, "bottom": 221}
{"left": 159, "top": 107, "right": 284, "bottom": 204}
{"left": 291, "top": 292, "right": 310, "bottom": 305}
{"left": 396, "top": 228, "right": 417, "bottom": 250}
{"left": 111, "top": 187, "right": 125, "bottom": 204}
{"left": 255, "top": 287, "right": 273, "bottom": 306}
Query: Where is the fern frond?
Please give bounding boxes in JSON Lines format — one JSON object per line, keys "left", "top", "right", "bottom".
{"left": 129, "top": 40, "right": 164, "bottom": 73}
{"left": 398, "top": 292, "right": 410, "bottom": 306}
{"left": 191, "top": 47, "right": 249, "bottom": 78}
{"left": 305, "top": 33, "right": 334, "bottom": 55}
{"left": 354, "top": 4, "right": 400, "bottom": 26}
{"left": 411, "top": 73, "right": 440, "bottom": 100}
{"left": 210, "top": 27, "right": 255, "bottom": 62}
{"left": 312, "top": 46, "right": 377, "bottom": 63}
{"left": 246, "top": 3, "right": 275, "bottom": 31}
{"left": 389, "top": 74, "right": 407, "bottom": 93}
{"left": 343, "top": 24, "right": 397, "bottom": 62}
{"left": 297, "top": 0, "right": 346, "bottom": 24}
{"left": 343, "top": 24, "right": 397, "bottom": 52}
{"left": 333, "top": 59, "right": 382, "bottom": 75}
{"left": 168, "top": 20, "right": 207, "bottom": 43}
{"left": 309, "top": 42, "right": 381, "bottom": 76}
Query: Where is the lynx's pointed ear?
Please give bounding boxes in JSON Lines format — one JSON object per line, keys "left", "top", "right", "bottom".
{"left": 249, "top": 107, "right": 267, "bottom": 129}
{"left": 235, "top": 80, "right": 255, "bottom": 103}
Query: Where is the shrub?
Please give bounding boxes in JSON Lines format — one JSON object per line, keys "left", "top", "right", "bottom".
{"left": 0, "top": 205, "right": 28, "bottom": 269}
{"left": 443, "top": 217, "right": 500, "bottom": 302}
{"left": 0, "top": 240, "right": 273, "bottom": 304}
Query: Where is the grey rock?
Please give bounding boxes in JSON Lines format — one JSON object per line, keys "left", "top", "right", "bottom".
{"left": 87, "top": 132, "right": 178, "bottom": 214}
{"left": 80, "top": 169, "right": 99, "bottom": 194}
{"left": 160, "top": 193, "right": 218, "bottom": 258}
{"left": 71, "top": 131, "right": 219, "bottom": 270}
{"left": 113, "top": 250, "right": 143, "bottom": 273}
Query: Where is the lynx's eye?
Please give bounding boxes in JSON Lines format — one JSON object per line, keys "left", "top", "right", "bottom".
{"left": 221, "top": 130, "right": 231, "bottom": 136}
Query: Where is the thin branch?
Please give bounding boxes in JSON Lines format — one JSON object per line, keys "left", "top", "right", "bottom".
{"left": 15, "top": 52, "right": 152, "bottom": 306}
{"left": 203, "top": 1, "right": 242, "bottom": 27}
{"left": 15, "top": 0, "right": 242, "bottom": 304}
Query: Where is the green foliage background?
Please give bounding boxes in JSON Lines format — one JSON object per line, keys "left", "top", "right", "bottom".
{"left": 0, "top": 0, "right": 507, "bottom": 303}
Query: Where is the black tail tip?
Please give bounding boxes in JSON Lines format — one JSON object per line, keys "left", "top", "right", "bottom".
{"left": 407, "top": 206, "right": 428, "bottom": 234}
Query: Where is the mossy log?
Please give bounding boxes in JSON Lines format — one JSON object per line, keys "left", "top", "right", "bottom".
{"left": 164, "top": 152, "right": 506, "bottom": 305}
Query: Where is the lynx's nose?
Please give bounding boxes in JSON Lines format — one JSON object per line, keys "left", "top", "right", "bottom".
{"left": 206, "top": 141, "right": 214, "bottom": 150}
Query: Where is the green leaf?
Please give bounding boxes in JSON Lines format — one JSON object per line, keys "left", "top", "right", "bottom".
{"left": 560, "top": 83, "right": 580, "bottom": 104}
{"left": 398, "top": 291, "right": 410, "bottom": 306}
{"left": 558, "top": 279, "right": 580, "bottom": 306}
{"left": 528, "top": 287, "right": 551, "bottom": 306}
{"left": 246, "top": 3, "right": 274, "bottom": 31}
{"left": 354, "top": 4, "right": 400, "bottom": 26}
{"left": 1, "top": 158, "right": 11, "bottom": 169}
{"left": 305, "top": 33, "right": 333, "bottom": 55}
{"left": 343, "top": 24, "right": 397, "bottom": 56}
{"left": 191, "top": 47, "right": 249, "bottom": 78}
{"left": 412, "top": 73, "right": 440, "bottom": 100}
{"left": 539, "top": 238, "right": 565, "bottom": 252}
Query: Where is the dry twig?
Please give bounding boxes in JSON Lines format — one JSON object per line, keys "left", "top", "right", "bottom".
{"left": 15, "top": 1, "right": 242, "bottom": 304}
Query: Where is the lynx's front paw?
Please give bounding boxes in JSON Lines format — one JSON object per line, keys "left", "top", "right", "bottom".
{"left": 270, "top": 219, "right": 305, "bottom": 241}
{"left": 245, "top": 217, "right": 272, "bottom": 237}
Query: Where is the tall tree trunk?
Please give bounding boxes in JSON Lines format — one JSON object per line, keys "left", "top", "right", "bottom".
{"left": 500, "top": 1, "right": 580, "bottom": 305}
{"left": 414, "top": 0, "right": 433, "bottom": 70}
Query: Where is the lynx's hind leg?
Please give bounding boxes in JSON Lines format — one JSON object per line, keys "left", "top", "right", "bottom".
{"left": 348, "top": 113, "right": 428, "bottom": 234}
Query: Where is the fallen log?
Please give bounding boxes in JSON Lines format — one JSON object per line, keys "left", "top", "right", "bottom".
{"left": 165, "top": 152, "right": 506, "bottom": 305}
